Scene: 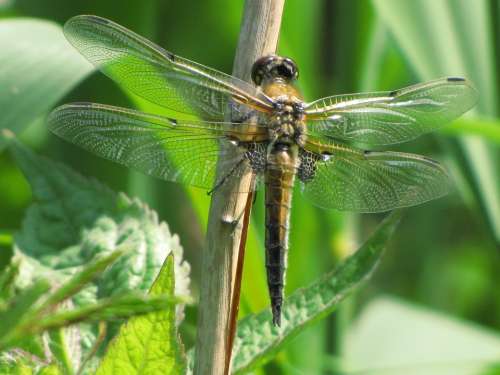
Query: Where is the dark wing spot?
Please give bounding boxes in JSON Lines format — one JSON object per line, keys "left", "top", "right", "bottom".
{"left": 447, "top": 77, "right": 466, "bottom": 82}
{"left": 162, "top": 50, "right": 175, "bottom": 62}
{"left": 169, "top": 118, "right": 177, "bottom": 126}
{"left": 388, "top": 90, "right": 399, "bottom": 97}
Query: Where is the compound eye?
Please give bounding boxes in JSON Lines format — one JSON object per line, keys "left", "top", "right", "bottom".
{"left": 276, "top": 64, "right": 292, "bottom": 79}
{"left": 251, "top": 67, "right": 263, "bottom": 85}
{"left": 282, "top": 58, "right": 298, "bottom": 80}
{"left": 251, "top": 55, "right": 276, "bottom": 85}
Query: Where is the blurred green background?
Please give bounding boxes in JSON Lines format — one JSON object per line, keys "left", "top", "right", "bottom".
{"left": 0, "top": 0, "right": 499, "bottom": 374}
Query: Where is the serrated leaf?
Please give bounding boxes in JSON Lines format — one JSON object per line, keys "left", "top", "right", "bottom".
{"left": 0, "top": 18, "right": 92, "bottom": 150}
{"left": 8, "top": 138, "right": 190, "bottom": 359}
{"left": 36, "top": 250, "right": 126, "bottom": 313}
{"left": 96, "top": 255, "right": 186, "bottom": 375}
{"left": 225, "top": 211, "right": 402, "bottom": 374}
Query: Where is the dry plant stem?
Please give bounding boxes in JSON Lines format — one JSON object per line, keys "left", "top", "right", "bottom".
{"left": 193, "top": 1, "right": 285, "bottom": 375}
{"left": 225, "top": 191, "right": 254, "bottom": 375}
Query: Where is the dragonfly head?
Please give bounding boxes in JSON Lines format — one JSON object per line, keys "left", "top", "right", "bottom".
{"left": 251, "top": 55, "right": 299, "bottom": 86}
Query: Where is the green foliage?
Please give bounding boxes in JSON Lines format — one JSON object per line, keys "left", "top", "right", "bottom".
{"left": 343, "top": 297, "right": 500, "bottom": 375}
{"left": 0, "top": 1, "right": 499, "bottom": 374}
{"left": 9, "top": 135, "right": 190, "bottom": 317}
{"left": 96, "top": 255, "right": 186, "bottom": 375}
{"left": 0, "top": 248, "right": 181, "bottom": 373}
{"left": 0, "top": 19, "right": 92, "bottom": 150}
{"left": 0, "top": 139, "right": 189, "bottom": 373}
{"left": 442, "top": 118, "right": 500, "bottom": 145}
{"left": 230, "top": 211, "right": 402, "bottom": 373}
{"left": 0, "top": 361, "right": 51, "bottom": 375}
{"left": 371, "top": 0, "right": 500, "bottom": 242}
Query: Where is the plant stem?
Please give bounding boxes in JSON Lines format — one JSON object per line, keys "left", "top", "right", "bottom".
{"left": 193, "top": 1, "right": 285, "bottom": 374}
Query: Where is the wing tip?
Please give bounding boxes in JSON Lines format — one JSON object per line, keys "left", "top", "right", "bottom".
{"left": 66, "top": 14, "right": 110, "bottom": 26}
{"left": 47, "top": 102, "right": 94, "bottom": 129}
{"left": 450, "top": 76, "right": 479, "bottom": 109}
{"left": 64, "top": 15, "right": 112, "bottom": 42}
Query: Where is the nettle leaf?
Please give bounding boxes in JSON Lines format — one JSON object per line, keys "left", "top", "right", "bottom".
{"left": 96, "top": 255, "right": 186, "bottom": 374}
{"left": 0, "top": 361, "right": 33, "bottom": 375}
{"left": 0, "top": 249, "right": 183, "bottom": 375}
{"left": 0, "top": 18, "right": 93, "bottom": 150}
{"left": 37, "top": 364, "right": 64, "bottom": 375}
{"left": 0, "top": 360, "right": 63, "bottom": 375}
{"left": 8, "top": 139, "right": 190, "bottom": 363}
{"left": 226, "top": 211, "right": 402, "bottom": 374}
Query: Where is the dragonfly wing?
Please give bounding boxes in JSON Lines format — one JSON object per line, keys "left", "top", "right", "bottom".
{"left": 48, "top": 102, "right": 265, "bottom": 192}
{"left": 64, "top": 15, "right": 273, "bottom": 120}
{"left": 305, "top": 78, "right": 478, "bottom": 145}
{"left": 299, "top": 146, "right": 451, "bottom": 212}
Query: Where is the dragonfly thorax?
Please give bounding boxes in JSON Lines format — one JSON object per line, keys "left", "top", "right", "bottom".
{"left": 268, "top": 98, "right": 306, "bottom": 147}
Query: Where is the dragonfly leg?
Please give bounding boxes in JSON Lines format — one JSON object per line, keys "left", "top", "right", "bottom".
{"left": 207, "top": 158, "right": 246, "bottom": 196}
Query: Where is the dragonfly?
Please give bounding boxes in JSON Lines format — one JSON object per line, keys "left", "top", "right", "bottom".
{"left": 48, "top": 15, "right": 478, "bottom": 326}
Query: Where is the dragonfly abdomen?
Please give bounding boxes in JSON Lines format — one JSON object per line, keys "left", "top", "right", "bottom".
{"left": 264, "top": 145, "right": 298, "bottom": 326}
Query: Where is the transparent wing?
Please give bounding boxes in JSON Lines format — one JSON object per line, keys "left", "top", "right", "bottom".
{"left": 300, "top": 145, "right": 451, "bottom": 212}
{"left": 47, "top": 102, "right": 266, "bottom": 191}
{"left": 305, "top": 77, "right": 478, "bottom": 145}
{"left": 64, "top": 15, "right": 273, "bottom": 120}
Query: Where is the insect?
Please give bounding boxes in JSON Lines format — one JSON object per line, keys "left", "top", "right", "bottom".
{"left": 48, "top": 15, "right": 478, "bottom": 326}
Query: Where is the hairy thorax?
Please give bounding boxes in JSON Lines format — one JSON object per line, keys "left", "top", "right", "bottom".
{"left": 263, "top": 80, "right": 307, "bottom": 148}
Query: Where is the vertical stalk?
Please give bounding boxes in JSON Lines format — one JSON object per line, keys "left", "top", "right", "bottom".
{"left": 193, "top": 1, "right": 285, "bottom": 374}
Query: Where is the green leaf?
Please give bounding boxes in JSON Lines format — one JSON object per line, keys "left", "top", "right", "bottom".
{"left": 0, "top": 231, "right": 13, "bottom": 247}
{"left": 0, "top": 18, "right": 92, "bottom": 150}
{"left": 0, "top": 261, "right": 19, "bottom": 303}
{"left": 8, "top": 138, "right": 190, "bottom": 359}
{"left": 0, "top": 362, "right": 33, "bottom": 375}
{"left": 47, "top": 328, "right": 74, "bottom": 375}
{"left": 195, "top": 210, "right": 401, "bottom": 374}
{"left": 96, "top": 255, "right": 186, "bottom": 375}
{"left": 33, "top": 293, "right": 182, "bottom": 331}
{"left": 0, "top": 253, "right": 183, "bottom": 368}
{"left": 441, "top": 118, "right": 500, "bottom": 145}
{"left": 10, "top": 137, "right": 190, "bottom": 301}
{"left": 0, "top": 280, "right": 50, "bottom": 349}
{"left": 0, "top": 362, "right": 63, "bottom": 375}
{"left": 344, "top": 296, "right": 500, "bottom": 375}
{"left": 37, "top": 364, "right": 63, "bottom": 375}
{"left": 35, "top": 250, "right": 127, "bottom": 314}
